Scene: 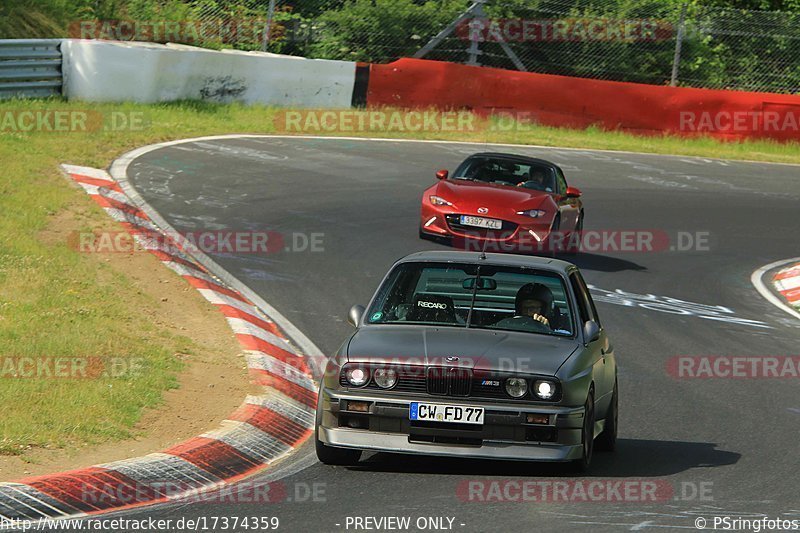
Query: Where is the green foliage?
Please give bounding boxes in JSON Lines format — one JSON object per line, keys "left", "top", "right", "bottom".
{"left": 0, "top": 0, "right": 798, "bottom": 92}
{"left": 308, "top": 0, "right": 465, "bottom": 61}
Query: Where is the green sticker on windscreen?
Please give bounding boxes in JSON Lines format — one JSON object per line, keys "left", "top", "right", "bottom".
{"left": 370, "top": 312, "right": 383, "bottom": 321}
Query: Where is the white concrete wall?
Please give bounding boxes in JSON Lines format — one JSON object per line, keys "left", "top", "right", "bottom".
{"left": 62, "top": 40, "right": 356, "bottom": 107}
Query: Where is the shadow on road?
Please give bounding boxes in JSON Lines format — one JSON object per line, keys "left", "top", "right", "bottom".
{"left": 350, "top": 439, "right": 740, "bottom": 478}
{"left": 562, "top": 253, "right": 648, "bottom": 273}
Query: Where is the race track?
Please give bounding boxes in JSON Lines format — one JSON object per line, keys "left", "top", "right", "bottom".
{"left": 101, "top": 137, "right": 800, "bottom": 531}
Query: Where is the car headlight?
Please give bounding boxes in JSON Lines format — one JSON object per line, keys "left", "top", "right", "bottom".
{"left": 373, "top": 368, "right": 398, "bottom": 389}
{"left": 430, "top": 195, "right": 454, "bottom": 207}
{"left": 344, "top": 366, "right": 369, "bottom": 387}
{"left": 533, "top": 380, "right": 557, "bottom": 400}
{"left": 516, "top": 209, "right": 547, "bottom": 218}
{"left": 505, "top": 377, "right": 528, "bottom": 398}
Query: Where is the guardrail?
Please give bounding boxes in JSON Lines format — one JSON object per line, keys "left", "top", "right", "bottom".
{"left": 0, "top": 39, "right": 63, "bottom": 100}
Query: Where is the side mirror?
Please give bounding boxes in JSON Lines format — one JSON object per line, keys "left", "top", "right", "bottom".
{"left": 435, "top": 169, "right": 449, "bottom": 180}
{"left": 583, "top": 320, "right": 601, "bottom": 344}
{"left": 348, "top": 304, "right": 365, "bottom": 327}
{"left": 566, "top": 186, "right": 582, "bottom": 198}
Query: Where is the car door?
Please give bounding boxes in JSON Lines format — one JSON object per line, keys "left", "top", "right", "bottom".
{"left": 555, "top": 167, "right": 580, "bottom": 231}
{"left": 569, "top": 271, "right": 612, "bottom": 408}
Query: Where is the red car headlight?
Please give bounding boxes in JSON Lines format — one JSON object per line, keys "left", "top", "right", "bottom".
{"left": 429, "top": 195, "right": 454, "bottom": 207}
{"left": 516, "top": 209, "right": 547, "bottom": 218}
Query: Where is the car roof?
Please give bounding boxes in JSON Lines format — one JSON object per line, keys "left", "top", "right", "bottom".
{"left": 396, "top": 250, "right": 577, "bottom": 275}
{"left": 467, "top": 152, "right": 561, "bottom": 169}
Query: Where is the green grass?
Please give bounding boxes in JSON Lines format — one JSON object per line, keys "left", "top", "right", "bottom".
{"left": 0, "top": 98, "right": 797, "bottom": 458}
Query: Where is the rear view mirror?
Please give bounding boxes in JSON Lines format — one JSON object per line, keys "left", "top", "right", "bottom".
{"left": 436, "top": 169, "right": 449, "bottom": 180}
{"left": 462, "top": 277, "right": 497, "bottom": 290}
{"left": 566, "top": 186, "right": 582, "bottom": 198}
{"left": 348, "top": 304, "right": 365, "bottom": 327}
{"left": 583, "top": 320, "right": 601, "bottom": 343}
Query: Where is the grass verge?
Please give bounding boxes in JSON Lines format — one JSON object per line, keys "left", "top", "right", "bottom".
{"left": 0, "top": 98, "right": 796, "bottom": 457}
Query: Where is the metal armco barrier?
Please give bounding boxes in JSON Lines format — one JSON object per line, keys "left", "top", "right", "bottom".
{"left": 0, "top": 39, "right": 63, "bottom": 100}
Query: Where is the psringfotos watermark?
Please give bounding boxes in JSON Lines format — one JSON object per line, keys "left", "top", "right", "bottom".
{"left": 0, "top": 110, "right": 148, "bottom": 133}
{"left": 0, "top": 356, "right": 144, "bottom": 380}
{"left": 679, "top": 110, "right": 800, "bottom": 134}
{"left": 70, "top": 230, "right": 325, "bottom": 255}
{"left": 667, "top": 355, "right": 800, "bottom": 379}
{"left": 457, "top": 479, "right": 713, "bottom": 503}
{"left": 695, "top": 516, "right": 800, "bottom": 531}
{"left": 456, "top": 17, "right": 674, "bottom": 43}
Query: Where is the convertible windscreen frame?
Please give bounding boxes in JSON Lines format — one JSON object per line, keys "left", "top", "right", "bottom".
{"left": 365, "top": 261, "right": 577, "bottom": 338}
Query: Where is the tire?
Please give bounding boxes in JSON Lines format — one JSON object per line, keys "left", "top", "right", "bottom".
{"left": 314, "top": 387, "right": 362, "bottom": 466}
{"left": 315, "top": 430, "right": 362, "bottom": 466}
{"left": 546, "top": 216, "right": 562, "bottom": 257}
{"left": 596, "top": 378, "right": 618, "bottom": 452}
{"left": 564, "top": 214, "right": 583, "bottom": 256}
{"left": 569, "top": 389, "right": 595, "bottom": 473}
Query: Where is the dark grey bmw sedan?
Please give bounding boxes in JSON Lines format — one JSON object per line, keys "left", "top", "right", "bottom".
{"left": 315, "top": 251, "right": 617, "bottom": 472}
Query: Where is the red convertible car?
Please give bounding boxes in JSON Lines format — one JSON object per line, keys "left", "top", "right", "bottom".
{"left": 419, "top": 153, "right": 583, "bottom": 254}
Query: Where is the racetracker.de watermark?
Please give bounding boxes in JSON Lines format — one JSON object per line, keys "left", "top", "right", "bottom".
{"left": 455, "top": 17, "right": 674, "bottom": 43}
{"left": 457, "top": 479, "right": 712, "bottom": 503}
{"left": 679, "top": 111, "right": 800, "bottom": 134}
{"left": 80, "top": 481, "right": 325, "bottom": 505}
{"left": 70, "top": 230, "right": 325, "bottom": 255}
{"left": 667, "top": 356, "right": 800, "bottom": 379}
{"left": 274, "top": 110, "right": 559, "bottom": 134}
{"left": 70, "top": 19, "right": 269, "bottom": 44}
{"left": 0, "top": 357, "right": 144, "bottom": 379}
{"left": 451, "top": 230, "right": 711, "bottom": 254}
{"left": 0, "top": 110, "right": 147, "bottom": 133}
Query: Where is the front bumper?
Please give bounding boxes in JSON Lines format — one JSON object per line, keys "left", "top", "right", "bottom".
{"left": 317, "top": 388, "right": 585, "bottom": 462}
{"left": 419, "top": 207, "right": 556, "bottom": 253}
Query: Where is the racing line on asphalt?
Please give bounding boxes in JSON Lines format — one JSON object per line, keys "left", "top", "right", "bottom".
{"left": 82, "top": 136, "right": 800, "bottom": 532}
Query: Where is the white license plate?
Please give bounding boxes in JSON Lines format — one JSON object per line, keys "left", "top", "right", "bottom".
{"left": 460, "top": 215, "right": 502, "bottom": 230}
{"left": 409, "top": 402, "right": 484, "bottom": 425}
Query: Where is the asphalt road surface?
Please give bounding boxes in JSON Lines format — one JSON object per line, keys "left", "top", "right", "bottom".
{"left": 90, "top": 137, "right": 800, "bottom": 532}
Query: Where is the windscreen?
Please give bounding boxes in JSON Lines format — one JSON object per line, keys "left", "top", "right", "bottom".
{"left": 366, "top": 262, "right": 574, "bottom": 337}
{"left": 453, "top": 157, "right": 556, "bottom": 192}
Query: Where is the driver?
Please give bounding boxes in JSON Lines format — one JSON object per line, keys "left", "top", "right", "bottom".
{"left": 518, "top": 169, "right": 548, "bottom": 190}
{"left": 495, "top": 283, "right": 562, "bottom": 331}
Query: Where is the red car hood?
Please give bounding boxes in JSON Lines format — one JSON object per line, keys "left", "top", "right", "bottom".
{"left": 437, "top": 179, "right": 552, "bottom": 215}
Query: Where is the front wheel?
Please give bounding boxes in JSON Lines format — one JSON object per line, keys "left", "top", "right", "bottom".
{"left": 596, "top": 379, "right": 618, "bottom": 452}
{"left": 564, "top": 214, "right": 583, "bottom": 256}
{"left": 568, "top": 390, "right": 595, "bottom": 473}
{"left": 315, "top": 429, "right": 362, "bottom": 466}
{"left": 315, "top": 387, "right": 362, "bottom": 466}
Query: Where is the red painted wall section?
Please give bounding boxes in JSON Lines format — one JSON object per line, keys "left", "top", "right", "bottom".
{"left": 366, "top": 58, "right": 800, "bottom": 142}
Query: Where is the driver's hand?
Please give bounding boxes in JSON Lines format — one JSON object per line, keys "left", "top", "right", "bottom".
{"left": 531, "top": 313, "right": 550, "bottom": 327}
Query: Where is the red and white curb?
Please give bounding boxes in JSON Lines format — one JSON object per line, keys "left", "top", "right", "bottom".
{"left": 773, "top": 263, "right": 800, "bottom": 310}
{"left": 0, "top": 165, "right": 319, "bottom": 523}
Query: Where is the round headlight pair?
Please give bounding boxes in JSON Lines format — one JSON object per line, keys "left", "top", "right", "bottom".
{"left": 505, "top": 378, "right": 557, "bottom": 399}
{"left": 344, "top": 366, "right": 397, "bottom": 389}
{"left": 344, "top": 366, "right": 369, "bottom": 387}
{"left": 533, "top": 380, "right": 557, "bottom": 400}
{"left": 505, "top": 377, "right": 528, "bottom": 398}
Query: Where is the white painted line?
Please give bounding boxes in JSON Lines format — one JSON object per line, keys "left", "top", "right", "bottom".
{"left": 751, "top": 258, "right": 800, "bottom": 322}
{"left": 109, "top": 142, "right": 326, "bottom": 376}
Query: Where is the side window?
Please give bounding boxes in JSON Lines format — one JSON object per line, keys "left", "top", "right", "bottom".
{"left": 569, "top": 273, "right": 590, "bottom": 324}
{"left": 575, "top": 272, "right": 603, "bottom": 328}
{"left": 556, "top": 168, "right": 568, "bottom": 196}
